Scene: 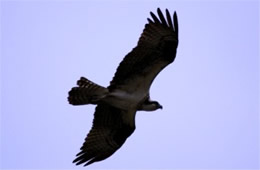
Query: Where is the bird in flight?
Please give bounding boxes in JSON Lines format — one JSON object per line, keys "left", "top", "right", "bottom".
{"left": 68, "top": 8, "right": 179, "bottom": 166}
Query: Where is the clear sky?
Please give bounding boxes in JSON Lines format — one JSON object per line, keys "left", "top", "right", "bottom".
{"left": 1, "top": 0, "right": 259, "bottom": 169}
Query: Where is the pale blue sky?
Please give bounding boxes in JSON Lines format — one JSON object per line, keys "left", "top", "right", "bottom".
{"left": 1, "top": 0, "right": 259, "bottom": 169}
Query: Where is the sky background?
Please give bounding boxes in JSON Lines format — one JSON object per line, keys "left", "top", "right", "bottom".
{"left": 0, "top": 0, "right": 259, "bottom": 169}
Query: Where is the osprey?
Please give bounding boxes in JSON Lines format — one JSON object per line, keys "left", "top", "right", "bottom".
{"left": 68, "top": 8, "right": 179, "bottom": 166}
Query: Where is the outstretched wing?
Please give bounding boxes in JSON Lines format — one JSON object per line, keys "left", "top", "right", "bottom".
{"left": 73, "top": 103, "right": 136, "bottom": 166}
{"left": 109, "top": 8, "right": 178, "bottom": 91}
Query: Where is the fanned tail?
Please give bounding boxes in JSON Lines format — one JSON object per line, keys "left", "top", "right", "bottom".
{"left": 68, "top": 77, "right": 109, "bottom": 105}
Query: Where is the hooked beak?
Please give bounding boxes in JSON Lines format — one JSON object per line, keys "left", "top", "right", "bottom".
{"left": 158, "top": 105, "right": 163, "bottom": 110}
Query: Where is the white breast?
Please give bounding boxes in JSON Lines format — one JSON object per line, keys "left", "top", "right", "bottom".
{"left": 104, "top": 88, "right": 147, "bottom": 110}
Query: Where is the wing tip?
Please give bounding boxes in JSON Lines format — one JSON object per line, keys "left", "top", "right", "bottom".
{"left": 173, "top": 11, "right": 178, "bottom": 36}
{"left": 149, "top": 8, "right": 178, "bottom": 32}
{"left": 157, "top": 7, "right": 161, "bottom": 13}
{"left": 147, "top": 18, "right": 153, "bottom": 23}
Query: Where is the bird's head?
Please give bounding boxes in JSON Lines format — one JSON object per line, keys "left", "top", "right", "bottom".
{"left": 138, "top": 100, "right": 163, "bottom": 111}
{"left": 152, "top": 101, "right": 163, "bottom": 110}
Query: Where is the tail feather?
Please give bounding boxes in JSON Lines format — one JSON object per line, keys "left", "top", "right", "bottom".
{"left": 68, "top": 77, "right": 108, "bottom": 105}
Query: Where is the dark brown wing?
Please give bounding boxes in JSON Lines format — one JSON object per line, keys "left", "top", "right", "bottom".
{"left": 108, "top": 8, "right": 178, "bottom": 91}
{"left": 73, "top": 103, "right": 136, "bottom": 166}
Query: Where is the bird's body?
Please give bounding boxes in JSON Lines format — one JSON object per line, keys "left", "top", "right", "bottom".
{"left": 68, "top": 8, "right": 179, "bottom": 166}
